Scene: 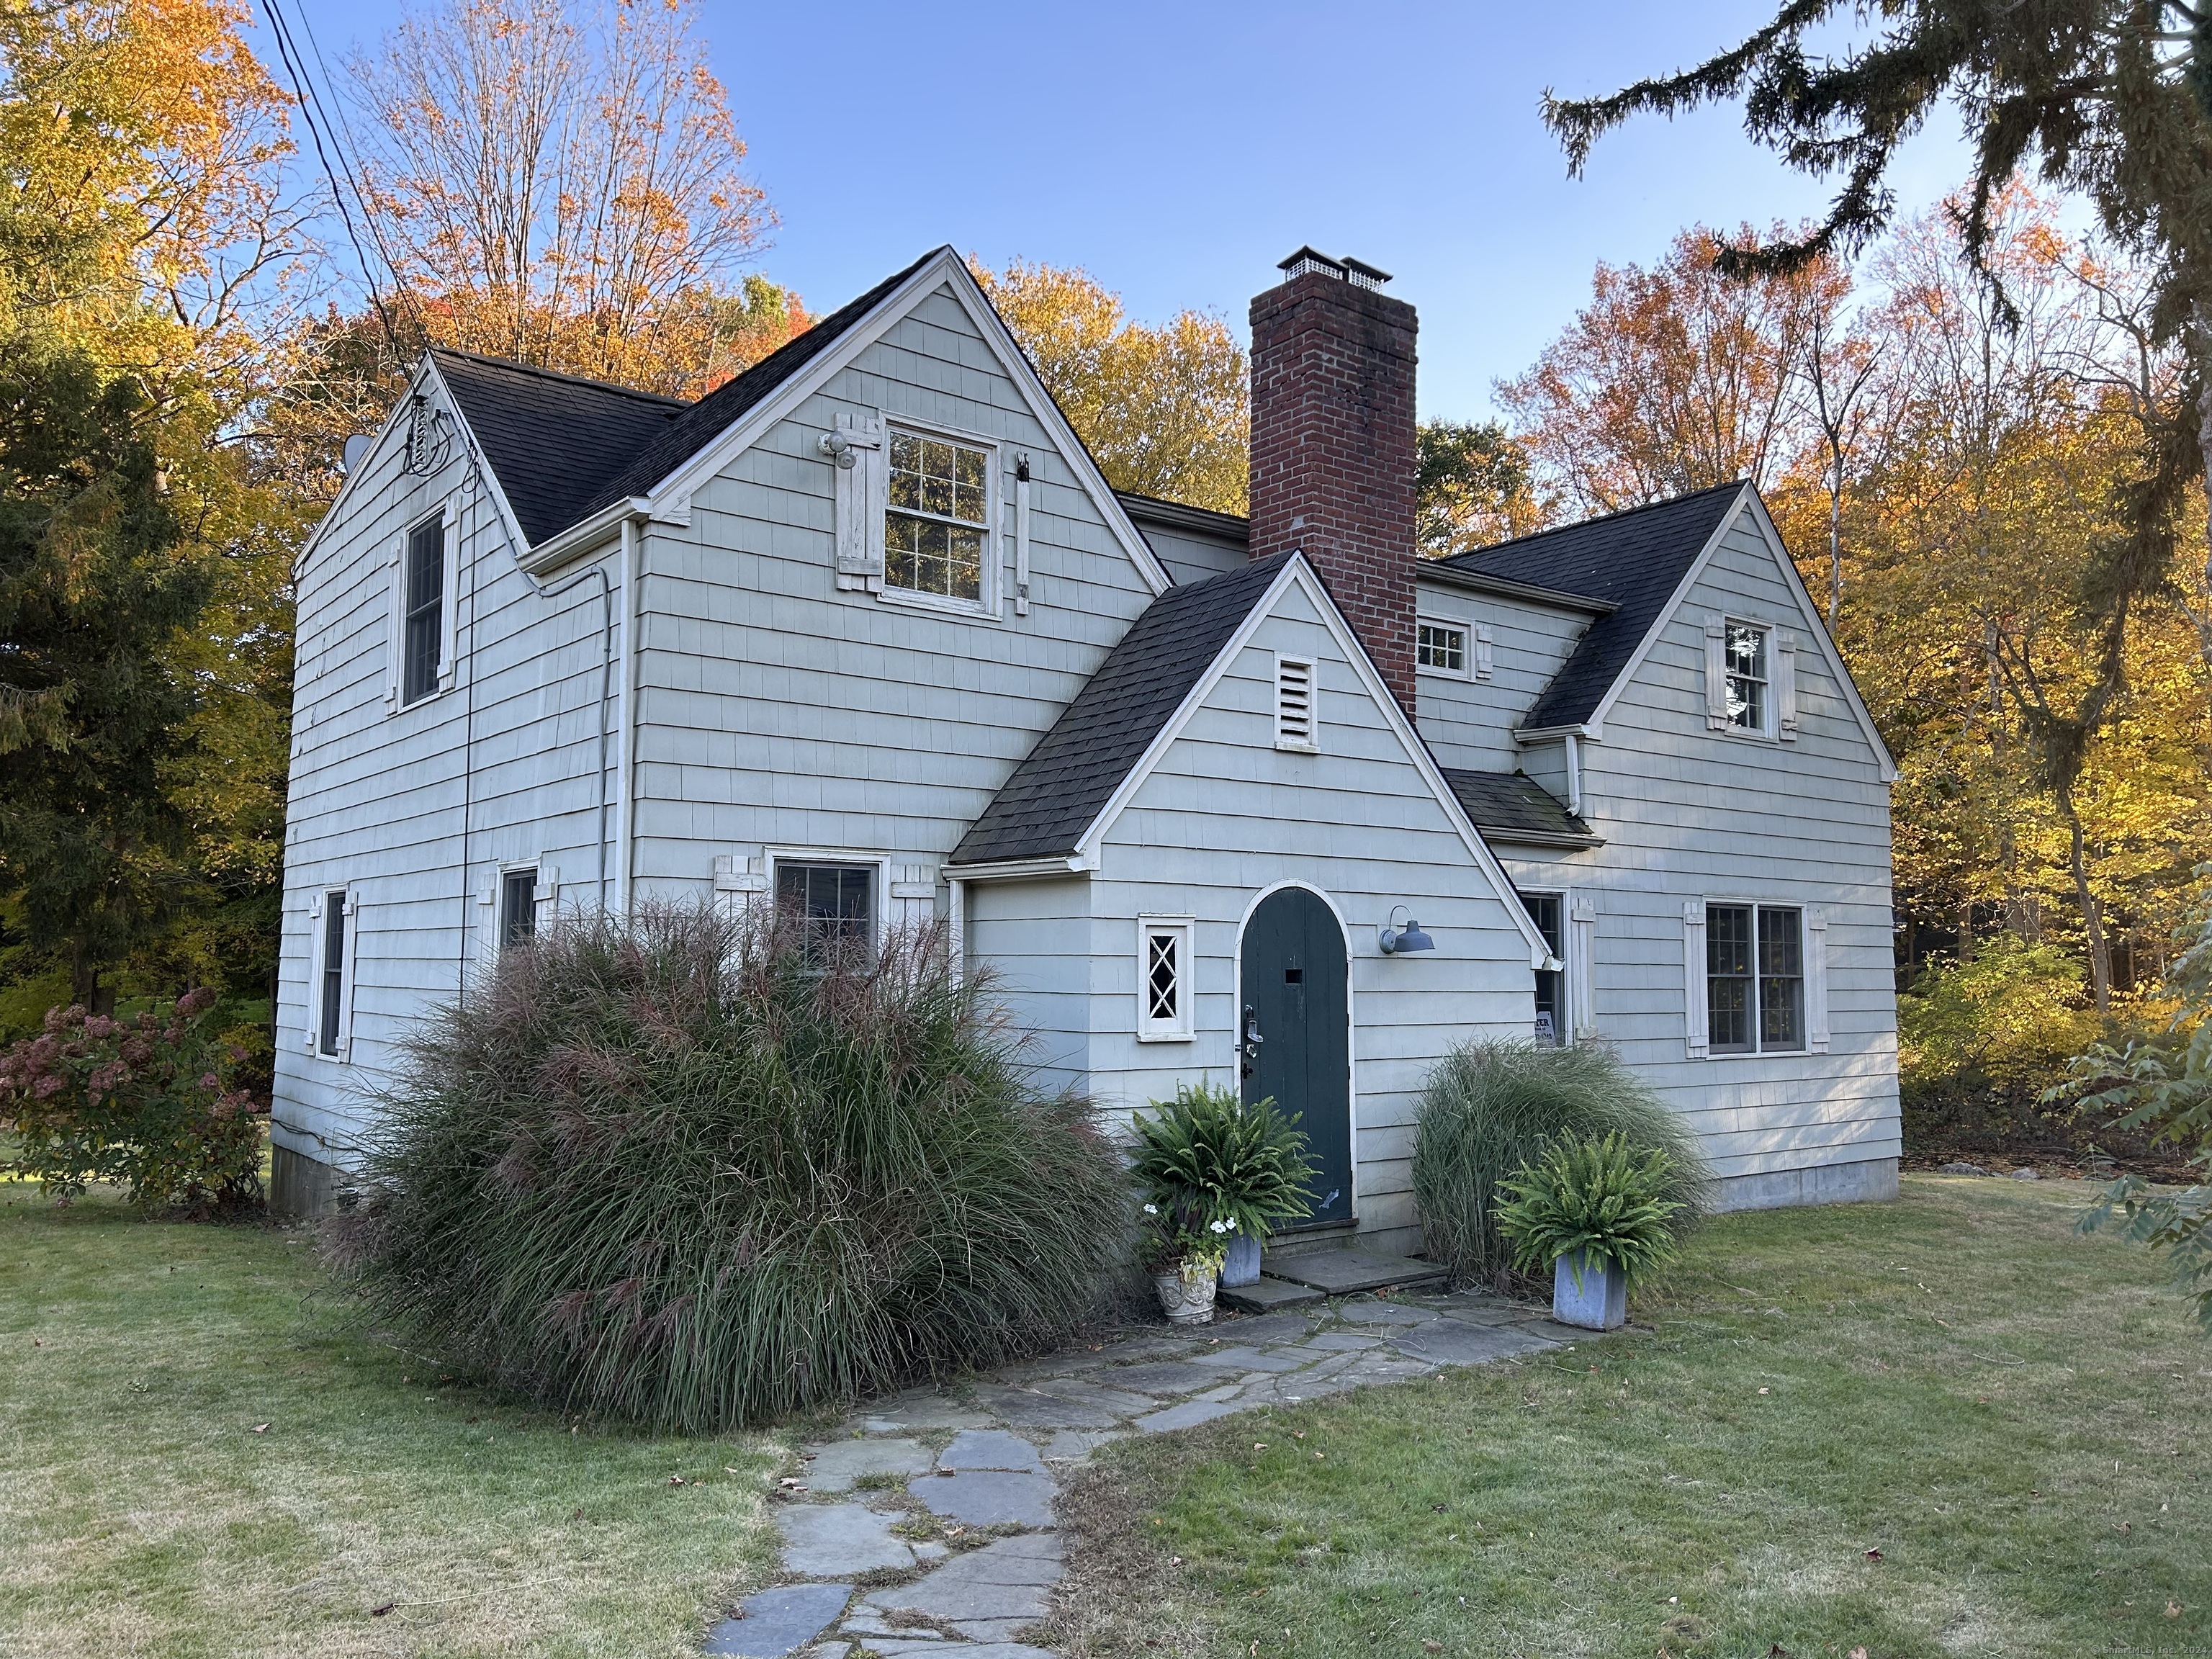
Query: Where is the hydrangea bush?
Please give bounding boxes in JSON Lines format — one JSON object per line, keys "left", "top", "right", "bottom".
{"left": 0, "top": 990, "right": 266, "bottom": 1209}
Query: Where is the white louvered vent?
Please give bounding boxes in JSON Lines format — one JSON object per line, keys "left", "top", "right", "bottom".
{"left": 1275, "top": 655, "right": 1317, "bottom": 751}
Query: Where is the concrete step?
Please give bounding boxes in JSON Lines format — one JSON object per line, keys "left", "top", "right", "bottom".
{"left": 1216, "top": 1274, "right": 1326, "bottom": 1314}
{"left": 1259, "top": 1245, "right": 1449, "bottom": 1297}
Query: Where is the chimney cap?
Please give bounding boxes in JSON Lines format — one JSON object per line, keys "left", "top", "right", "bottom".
{"left": 1278, "top": 246, "right": 1347, "bottom": 281}
{"left": 1275, "top": 248, "right": 1393, "bottom": 289}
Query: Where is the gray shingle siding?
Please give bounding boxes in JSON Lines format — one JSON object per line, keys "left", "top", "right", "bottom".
{"left": 1441, "top": 481, "right": 1748, "bottom": 731}
{"left": 949, "top": 554, "right": 1292, "bottom": 865}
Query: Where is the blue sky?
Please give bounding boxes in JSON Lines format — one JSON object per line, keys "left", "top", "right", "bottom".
{"left": 279, "top": 1, "right": 1977, "bottom": 419}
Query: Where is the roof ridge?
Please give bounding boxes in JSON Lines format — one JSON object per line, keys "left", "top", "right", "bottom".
{"left": 428, "top": 346, "right": 688, "bottom": 408}
{"left": 1442, "top": 478, "right": 1747, "bottom": 565}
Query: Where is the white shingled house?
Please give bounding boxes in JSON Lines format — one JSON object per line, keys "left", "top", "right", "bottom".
{"left": 273, "top": 246, "right": 1902, "bottom": 1262}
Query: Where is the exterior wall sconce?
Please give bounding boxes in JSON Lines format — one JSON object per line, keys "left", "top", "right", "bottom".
{"left": 1379, "top": 906, "right": 1434, "bottom": 955}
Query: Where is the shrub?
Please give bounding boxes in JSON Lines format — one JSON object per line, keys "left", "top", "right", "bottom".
{"left": 1412, "top": 1039, "right": 1709, "bottom": 1288}
{"left": 1129, "top": 1081, "right": 1315, "bottom": 1276}
{"left": 1496, "top": 1132, "right": 1683, "bottom": 1289}
{"left": 0, "top": 989, "right": 266, "bottom": 1209}
{"left": 325, "top": 902, "right": 1129, "bottom": 1430}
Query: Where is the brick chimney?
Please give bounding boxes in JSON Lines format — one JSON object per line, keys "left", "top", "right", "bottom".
{"left": 1249, "top": 248, "right": 1419, "bottom": 714}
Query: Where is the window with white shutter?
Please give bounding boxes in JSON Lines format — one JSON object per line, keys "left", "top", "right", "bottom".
{"left": 309, "top": 889, "right": 354, "bottom": 1060}
{"left": 1274, "top": 655, "right": 1317, "bottom": 751}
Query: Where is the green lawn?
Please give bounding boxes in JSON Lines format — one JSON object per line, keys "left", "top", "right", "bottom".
{"left": 1050, "top": 1175, "right": 2212, "bottom": 1659}
{"left": 0, "top": 1182, "right": 786, "bottom": 1659}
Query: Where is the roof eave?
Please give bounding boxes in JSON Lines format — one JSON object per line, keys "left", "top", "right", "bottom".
{"left": 940, "top": 852, "right": 1095, "bottom": 881}
{"left": 1478, "top": 825, "right": 1605, "bottom": 850}
{"left": 1417, "top": 560, "right": 1618, "bottom": 613}
{"left": 518, "top": 495, "right": 653, "bottom": 576}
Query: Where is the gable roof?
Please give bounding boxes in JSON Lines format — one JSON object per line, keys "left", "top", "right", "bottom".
{"left": 430, "top": 351, "right": 682, "bottom": 547}
{"left": 430, "top": 248, "right": 945, "bottom": 551}
{"left": 1439, "top": 769, "right": 1600, "bottom": 849}
{"left": 1441, "top": 481, "right": 1748, "bottom": 732}
{"left": 950, "top": 554, "right": 1292, "bottom": 866}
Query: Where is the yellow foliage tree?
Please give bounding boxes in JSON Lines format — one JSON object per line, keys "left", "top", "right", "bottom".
{"left": 971, "top": 258, "right": 1249, "bottom": 515}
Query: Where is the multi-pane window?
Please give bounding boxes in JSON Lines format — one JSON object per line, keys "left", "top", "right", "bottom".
{"left": 402, "top": 514, "right": 445, "bottom": 705}
{"left": 1138, "top": 918, "right": 1195, "bottom": 1040}
{"left": 318, "top": 892, "right": 347, "bottom": 1056}
{"left": 1707, "top": 903, "right": 1804, "bottom": 1053}
{"left": 1725, "top": 621, "right": 1768, "bottom": 732}
{"left": 775, "top": 862, "right": 874, "bottom": 966}
{"left": 886, "top": 431, "right": 989, "bottom": 602}
{"left": 1519, "top": 891, "right": 1565, "bottom": 1045}
{"left": 500, "top": 868, "right": 538, "bottom": 950}
{"left": 1417, "top": 621, "right": 1466, "bottom": 675}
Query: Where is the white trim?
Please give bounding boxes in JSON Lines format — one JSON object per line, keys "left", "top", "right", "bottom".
{"left": 1414, "top": 614, "right": 1473, "bottom": 680}
{"left": 1807, "top": 907, "right": 1831, "bottom": 1053}
{"left": 1578, "top": 484, "right": 1897, "bottom": 780}
{"left": 1474, "top": 621, "right": 1494, "bottom": 680}
{"left": 1776, "top": 629, "right": 1800, "bottom": 741}
{"left": 763, "top": 848, "right": 896, "bottom": 951}
{"left": 307, "top": 885, "right": 357, "bottom": 1062}
{"left": 559, "top": 248, "right": 1171, "bottom": 597}
{"left": 1273, "top": 652, "right": 1318, "bottom": 751}
{"left": 940, "top": 853, "right": 1092, "bottom": 882}
{"left": 1696, "top": 896, "right": 1814, "bottom": 1058}
{"left": 1136, "top": 914, "right": 1197, "bottom": 1042}
{"left": 1071, "top": 557, "right": 1557, "bottom": 970}
{"left": 1569, "top": 893, "right": 1597, "bottom": 1040}
{"left": 947, "top": 875, "right": 967, "bottom": 984}
{"left": 382, "top": 533, "right": 403, "bottom": 707}
{"left": 614, "top": 521, "right": 641, "bottom": 914}
{"left": 1232, "top": 879, "right": 1359, "bottom": 1226}
{"left": 438, "top": 505, "right": 461, "bottom": 691}
{"left": 1681, "top": 899, "right": 1709, "bottom": 1058}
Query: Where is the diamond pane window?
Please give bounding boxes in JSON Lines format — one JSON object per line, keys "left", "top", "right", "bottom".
{"left": 1138, "top": 919, "right": 1194, "bottom": 1040}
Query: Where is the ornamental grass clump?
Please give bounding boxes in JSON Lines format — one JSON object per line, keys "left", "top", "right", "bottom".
{"left": 1495, "top": 1131, "right": 1684, "bottom": 1290}
{"left": 1412, "top": 1039, "right": 1709, "bottom": 1288}
{"left": 1129, "top": 1081, "right": 1314, "bottom": 1277}
{"left": 325, "top": 902, "right": 1128, "bottom": 1431}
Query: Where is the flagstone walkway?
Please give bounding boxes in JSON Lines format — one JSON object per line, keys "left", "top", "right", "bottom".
{"left": 703, "top": 1284, "right": 1591, "bottom": 1659}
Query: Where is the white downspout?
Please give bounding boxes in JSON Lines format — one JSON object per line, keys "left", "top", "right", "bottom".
{"left": 1563, "top": 732, "right": 1583, "bottom": 817}
{"left": 946, "top": 876, "right": 966, "bottom": 985}
{"left": 615, "top": 518, "right": 641, "bottom": 915}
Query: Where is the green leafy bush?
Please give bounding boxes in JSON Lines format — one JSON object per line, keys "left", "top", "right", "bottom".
{"left": 2060, "top": 883, "right": 2212, "bottom": 1323}
{"left": 1129, "top": 1081, "right": 1314, "bottom": 1275}
{"left": 1495, "top": 1133, "right": 1683, "bottom": 1289}
{"left": 325, "top": 902, "right": 1128, "bottom": 1429}
{"left": 0, "top": 989, "right": 266, "bottom": 1209}
{"left": 1413, "top": 1040, "right": 1709, "bottom": 1287}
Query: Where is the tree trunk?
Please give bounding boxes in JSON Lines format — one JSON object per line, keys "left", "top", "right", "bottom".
{"left": 1827, "top": 443, "right": 1845, "bottom": 626}
{"left": 2056, "top": 783, "right": 2112, "bottom": 1014}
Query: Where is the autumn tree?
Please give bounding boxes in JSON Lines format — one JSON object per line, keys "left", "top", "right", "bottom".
{"left": 340, "top": 0, "right": 795, "bottom": 396}
{"left": 1415, "top": 419, "right": 1546, "bottom": 554}
{"left": 973, "top": 258, "right": 1249, "bottom": 514}
{"left": 1496, "top": 225, "right": 1841, "bottom": 514}
{"left": 0, "top": 0, "right": 310, "bottom": 1028}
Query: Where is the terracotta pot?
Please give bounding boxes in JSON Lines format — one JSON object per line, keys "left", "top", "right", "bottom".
{"left": 1154, "top": 1266, "right": 1218, "bottom": 1325}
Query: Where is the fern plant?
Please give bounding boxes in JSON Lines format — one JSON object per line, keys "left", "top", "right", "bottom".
{"left": 1495, "top": 1132, "right": 1684, "bottom": 1290}
{"left": 1130, "top": 1081, "right": 1315, "bottom": 1267}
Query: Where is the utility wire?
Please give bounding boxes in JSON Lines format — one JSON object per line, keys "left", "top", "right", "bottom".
{"left": 289, "top": 0, "right": 425, "bottom": 344}
{"left": 258, "top": 0, "right": 409, "bottom": 361}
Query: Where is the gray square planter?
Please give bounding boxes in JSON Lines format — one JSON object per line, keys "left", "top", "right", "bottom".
{"left": 1552, "top": 1249, "right": 1627, "bottom": 1330}
{"left": 1220, "top": 1232, "right": 1262, "bottom": 1287}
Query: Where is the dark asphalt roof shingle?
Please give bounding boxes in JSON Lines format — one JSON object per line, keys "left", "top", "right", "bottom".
{"left": 1439, "top": 769, "right": 1598, "bottom": 846}
{"left": 950, "top": 554, "right": 1294, "bottom": 866}
{"left": 1442, "top": 481, "right": 1748, "bottom": 730}
{"left": 429, "top": 352, "right": 681, "bottom": 547}
{"left": 431, "top": 248, "right": 948, "bottom": 548}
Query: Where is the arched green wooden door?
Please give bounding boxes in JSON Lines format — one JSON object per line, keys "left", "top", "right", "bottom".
{"left": 1239, "top": 886, "right": 1352, "bottom": 1228}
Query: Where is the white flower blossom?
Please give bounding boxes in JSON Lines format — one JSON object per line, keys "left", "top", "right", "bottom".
{"left": 1142, "top": 1203, "right": 1158, "bottom": 1215}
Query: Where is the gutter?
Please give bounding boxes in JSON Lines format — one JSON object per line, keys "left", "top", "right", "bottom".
{"left": 1417, "top": 562, "right": 1617, "bottom": 613}
{"left": 1476, "top": 824, "right": 1604, "bottom": 852}
{"left": 940, "top": 852, "right": 1095, "bottom": 882}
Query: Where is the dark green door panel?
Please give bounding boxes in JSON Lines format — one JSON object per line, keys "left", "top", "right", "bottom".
{"left": 1239, "top": 886, "right": 1352, "bottom": 1228}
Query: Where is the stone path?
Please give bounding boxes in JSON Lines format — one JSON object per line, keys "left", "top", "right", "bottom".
{"left": 703, "top": 1284, "right": 1589, "bottom": 1658}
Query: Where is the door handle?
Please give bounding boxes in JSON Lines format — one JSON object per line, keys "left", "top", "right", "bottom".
{"left": 1241, "top": 1003, "right": 1263, "bottom": 1079}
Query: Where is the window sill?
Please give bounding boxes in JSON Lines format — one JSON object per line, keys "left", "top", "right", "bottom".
{"left": 393, "top": 682, "right": 455, "bottom": 716}
{"left": 1274, "top": 739, "right": 1318, "bottom": 755}
{"left": 1702, "top": 1048, "right": 1809, "bottom": 1059}
{"left": 1136, "top": 1030, "right": 1196, "bottom": 1044}
{"left": 875, "top": 585, "right": 999, "bottom": 621}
